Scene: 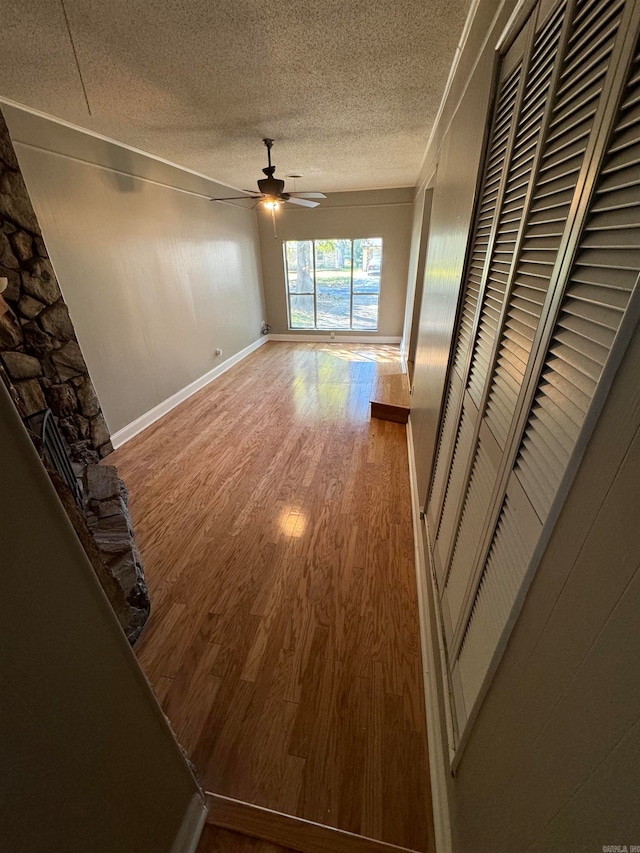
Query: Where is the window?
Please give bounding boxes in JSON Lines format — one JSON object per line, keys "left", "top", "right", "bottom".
{"left": 284, "top": 238, "right": 382, "bottom": 330}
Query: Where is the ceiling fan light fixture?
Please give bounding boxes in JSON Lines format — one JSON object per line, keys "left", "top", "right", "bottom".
{"left": 210, "top": 141, "right": 325, "bottom": 212}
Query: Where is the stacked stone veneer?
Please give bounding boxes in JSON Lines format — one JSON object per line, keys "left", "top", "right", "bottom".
{"left": 0, "top": 110, "right": 150, "bottom": 642}
{"left": 84, "top": 465, "right": 149, "bottom": 641}
{"left": 0, "top": 118, "right": 112, "bottom": 462}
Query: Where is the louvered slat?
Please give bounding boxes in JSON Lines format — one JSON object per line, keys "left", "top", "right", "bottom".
{"left": 444, "top": 437, "right": 496, "bottom": 634}
{"left": 465, "top": 61, "right": 524, "bottom": 406}
{"left": 428, "top": 375, "right": 463, "bottom": 517}
{"left": 451, "top": 65, "right": 522, "bottom": 379}
{"left": 456, "top": 493, "right": 536, "bottom": 711}
{"left": 484, "top": 0, "right": 623, "bottom": 448}
{"left": 435, "top": 400, "right": 476, "bottom": 573}
{"left": 516, "top": 44, "right": 640, "bottom": 521}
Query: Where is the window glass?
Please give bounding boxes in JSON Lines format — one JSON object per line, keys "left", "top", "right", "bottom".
{"left": 315, "top": 239, "right": 351, "bottom": 329}
{"left": 285, "top": 238, "right": 381, "bottom": 331}
{"left": 289, "top": 295, "right": 315, "bottom": 328}
{"left": 285, "top": 240, "right": 313, "bottom": 294}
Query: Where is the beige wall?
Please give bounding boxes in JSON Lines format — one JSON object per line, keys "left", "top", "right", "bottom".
{"left": 0, "top": 379, "right": 203, "bottom": 851}
{"left": 3, "top": 106, "right": 266, "bottom": 435}
{"left": 258, "top": 188, "right": 413, "bottom": 337}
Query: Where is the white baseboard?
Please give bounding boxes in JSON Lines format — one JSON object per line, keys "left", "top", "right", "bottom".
{"left": 110, "top": 336, "right": 268, "bottom": 448}
{"left": 170, "top": 793, "right": 208, "bottom": 853}
{"left": 406, "top": 417, "right": 453, "bottom": 853}
{"left": 268, "top": 333, "right": 401, "bottom": 344}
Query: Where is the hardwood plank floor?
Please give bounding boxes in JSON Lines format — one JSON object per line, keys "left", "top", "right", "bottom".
{"left": 109, "top": 342, "right": 434, "bottom": 852}
{"left": 198, "top": 824, "right": 297, "bottom": 853}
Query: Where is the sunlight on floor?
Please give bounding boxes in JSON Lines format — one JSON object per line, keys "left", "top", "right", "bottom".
{"left": 318, "top": 345, "right": 402, "bottom": 364}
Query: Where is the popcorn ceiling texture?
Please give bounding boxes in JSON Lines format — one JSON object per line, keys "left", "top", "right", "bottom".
{"left": 0, "top": 0, "right": 471, "bottom": 191}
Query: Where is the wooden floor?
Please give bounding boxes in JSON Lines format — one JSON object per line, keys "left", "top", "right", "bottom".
{"left": 198, "top": 825, "right": 296, "bottom": 853}
{"left": 109, "top": 342, "right": 433, "bottom": 853}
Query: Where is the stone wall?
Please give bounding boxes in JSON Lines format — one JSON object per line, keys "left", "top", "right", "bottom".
{"left": 0, "top": 111, "right": 111, "bottom": 463}
{"left": 84, "top": 464, "right": 149, "bottom": 641}
{"left": 0, "top": 109, "right": 150, "bottom": 642}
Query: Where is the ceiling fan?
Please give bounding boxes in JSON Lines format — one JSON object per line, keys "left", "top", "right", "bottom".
{"left": 211, "top": 139, "right": 326, "bottom": 210}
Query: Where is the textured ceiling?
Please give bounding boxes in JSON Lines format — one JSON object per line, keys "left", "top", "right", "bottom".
{"left": 0, "top": 0, "right": 471, "bottom": 192}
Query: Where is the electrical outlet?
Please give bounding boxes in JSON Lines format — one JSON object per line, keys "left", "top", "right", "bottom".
{"left": 215, "top": 348, "right": 222, "bottom": 357}
{"left": 330, "top": 331, "right": 335, "bottom": 340}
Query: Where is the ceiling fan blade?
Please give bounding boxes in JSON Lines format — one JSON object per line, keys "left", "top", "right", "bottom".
{"left": 287, "top": 192, "right": 327, "bottom": 199}
{"left": 211, "top": 196, "right": 260, "bottom": 201}
{"left": 243, "top": 190, "right": 264, "bottom": 196}
{"left": 286, "top": 197, "right": 320, "bottom": 208}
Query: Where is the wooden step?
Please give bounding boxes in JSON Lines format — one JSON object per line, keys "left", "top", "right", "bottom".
{"left": 370, "top": 373, "right": 410, "bottom": 424}
{"left": 205, "top": 793, "right": 422, "bottom": 853}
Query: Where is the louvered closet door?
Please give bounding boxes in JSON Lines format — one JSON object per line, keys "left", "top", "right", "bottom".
{"left": 431, "top": 57, "right": 525, "bottom": 580}
{"left": 515, "top": 36, "right": 640, "bottom": 520}
{"left": 485, "top": 0, "right": 627, "bottom": 449}
{"left": 438, "top": 2, "right": 568, "bottom": 632}
{"left": 427, "top": 57, "right": 523, "bottom": 538}
{"left": 443, "top": 0, "right": 625, "bottom": 648}
{"left": 451, "top": 18, "right": 639, "bottom": 738}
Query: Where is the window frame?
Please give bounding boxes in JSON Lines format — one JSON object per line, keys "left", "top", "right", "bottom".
{"left": 283, "top": 237, "right": 382, "bottom": 332}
